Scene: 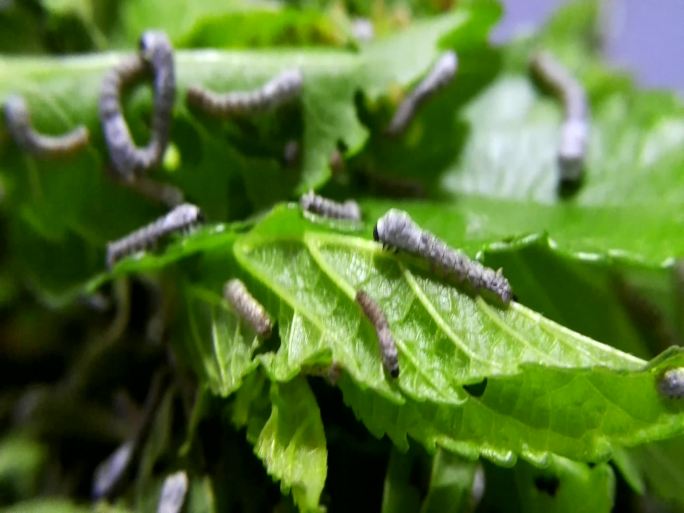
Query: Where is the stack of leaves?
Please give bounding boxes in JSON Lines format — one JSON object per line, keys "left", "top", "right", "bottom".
{"left": 1, "top": 0, "right": 684, "bottom": 512}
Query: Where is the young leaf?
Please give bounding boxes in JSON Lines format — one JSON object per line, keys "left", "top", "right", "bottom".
{"left": 254, "top": 376, "right": 327, "bottom": 513}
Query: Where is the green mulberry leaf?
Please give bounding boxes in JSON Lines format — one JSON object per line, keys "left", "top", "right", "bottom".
{"left": 254, "top": 376, "right": 327, "bottom": 513}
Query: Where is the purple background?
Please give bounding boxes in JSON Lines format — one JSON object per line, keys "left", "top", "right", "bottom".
{"left": 495, "top": 0, "right": 684, "bottom": 94}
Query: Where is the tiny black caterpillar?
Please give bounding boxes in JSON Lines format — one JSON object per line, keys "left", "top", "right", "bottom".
{"left": 299, "top": 190, "right": 362, "bottom": 221}
{"left": 223, "top": 278, "right": 273, "bottom": 339}
{"left": 100, "top": 31, "right": 175, "bottom": 181}
{"left": 530, "top": 51, "right": 589, "bottom": 185}
{"left": 356, "top": 289, "right": 399, "bottom": 378}
{"left": 157, "top": 471, "right": 188, "bottom": 513}
{"left": 386, "top": 50, "right": 458, "bottom": 136}
{"left": 373, "top": 209, "right": 512, "bottom": 304}
{"left": 187, "top": 69, "right": 303, "bottom": 117}
{"left": 658, "top": 368, "right": 684, "bottom": 399}
{"left": 4, "top": 94, "right": 89, "bottom": 157}
{"left": 106, "top": 203, "right": 202, "bottom": 268}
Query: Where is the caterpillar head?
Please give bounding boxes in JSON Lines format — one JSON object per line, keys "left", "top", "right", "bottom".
{"left": 4, "top": 94, "right": 29, "bottom": 126}
{"left": 374, "top": 208, "right": 413, "bottom": 244}
{"left": 138, "top": 31, "right": 171, "bottom": 63}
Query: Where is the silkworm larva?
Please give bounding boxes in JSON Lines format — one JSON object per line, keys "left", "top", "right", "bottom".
{"left": 472, "top": 465, "right": 485, "bottom": 506}
{"left": 139, "top": 31, "right": 175, "bottom": 161}
{"left": 658, "top": 368, "right": 684, "bottom": 398}
{"left": 223, "top": 279, "right": 273, "bottom": 339}
{"left": 100, "top": 30, "right": 175, "bottom": 180}
{"left": 373, "top": 209, "right": 513, "bottom": 304}
{"left": 100, "top": 55, "right": 153, "bottom": 180}
{"left": 530, "top": 51, "right": 589, "bottom": 184}
{"left": 157, "top": 471, "right": 188, "bottom": 513}
{"left": 386, "top": 50, "right": 458, "bottom": 136}
{"left": 351, "top": 17, "right": 375, "bottom": 43}
{"left": 106, "top": 203, "right": 202, "bottom": 268}
{"left": 356, "top": 290, "right": 399, "bottom": 378}
{"left": 187, "top": 69, "right": 303, "bottom": 117}
{"left": 92, "top": 441, "right": 133, "bottom": 499}
{"left": 4, "top": 94, "right": 89, "bottom": 157}
{"left": 299, "top": 190, "right": 362, "bottom": 221}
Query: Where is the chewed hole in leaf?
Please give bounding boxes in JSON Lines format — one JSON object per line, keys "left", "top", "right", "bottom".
{"left": 254, "top": 330, "right": 281, "bottom": 356}
{"left": 463, "top": 378, "right": 488, "bottom": 398}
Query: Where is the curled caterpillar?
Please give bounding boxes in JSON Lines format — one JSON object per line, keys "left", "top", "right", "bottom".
{"left": 223, "top": 279, "right": 273, "bottom": 339}
{"left": 99, "top": 30, "right": 175, "bottom": 180}
{"left": 100, "top": 55, "right": 153, "bottom": 178}
{"left": 187, "top": 69, "right": 303, "bottom": 117}
{"left": 356, "top": 290, "right": 399, "bottom": 378}
{"left": 529, "top": 51, "right": 589, "bottom": 184}
{"left": 658, "top": 367, "right": 684, "bottom": 399}
{"left": 300, "top": 190, "right": 361, "bottom": 221}
{"left": 106, "top": 203, "right": 202, "bottom": 268}
{"left": 4, "top": 94, "right": 89, "bottom": 157}
{"left": 157, "top": 471, "right": 188, "bottom": 513}
{"left": 386, "top": 50, "right": 458, "bottom": 136}
{"left": 373, "top": 209, "right": 513, "bottom": 305}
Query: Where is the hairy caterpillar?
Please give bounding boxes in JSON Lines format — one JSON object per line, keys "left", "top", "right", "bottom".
{"left": 4, "top": 94, "right": 89, "bottom": 157}
{"left": 99, "top": 31, "right": 175, "bottom": 181}
{"left": 157, "top": 471, "right": 188, "bottom": 513}
{"left": 106, "top": 203, "right": 202, "bottom": 268}
{"left": 373, "top": 209, "right": 512, "bottom": 304}
{"left": 187, "top": 69, "right": 303, "bottom": 117}
{"left": 356, "top": 290, "right": 399, "bottom": 378}
{"left": 529, "top": 51, "right": 589, "bottom": 184}
{"left": 386, "top": 50, "right": 458, "bottom": 136}
{"left": 299, "top": 190, "right": 362, "bottom": 221}
{"left": 223, "top": 279, "right": 273, "bottom": 339}
{"left": 658, "top": 368, "right": 684, "bottom": 398}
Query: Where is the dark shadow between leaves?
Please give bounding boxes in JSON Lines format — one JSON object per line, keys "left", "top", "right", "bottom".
{"left": 534, "top": 475, "right": 560, "bottom": 496}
